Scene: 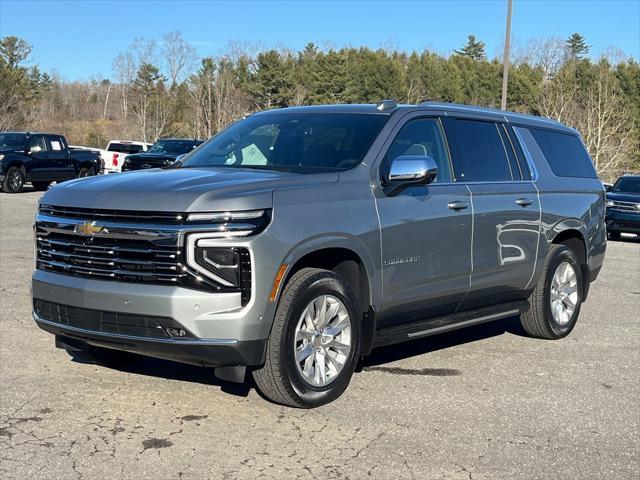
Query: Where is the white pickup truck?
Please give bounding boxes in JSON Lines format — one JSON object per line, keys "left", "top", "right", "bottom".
{"left": 98, "top": 140, "right": 152, "bottom": 174}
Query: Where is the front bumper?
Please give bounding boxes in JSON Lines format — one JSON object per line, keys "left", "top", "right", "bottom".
{"left": 606, "top": 210, "right": 640, "bottom": 234}
{"left": 34, "top": 312, "right": 266, "bottom": 367}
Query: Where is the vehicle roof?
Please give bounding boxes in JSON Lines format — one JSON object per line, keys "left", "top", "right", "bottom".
{"left": 108, "top": 140, "right": 151, "bottom": 144}
{"left": 253, "top": 101, "right": 576, "bottom": 134}
{"left": 157, "top": 138, "right": 203, "bottom": 142}
{"left": 1, "top": 131, "right": 59, "bottom": 136}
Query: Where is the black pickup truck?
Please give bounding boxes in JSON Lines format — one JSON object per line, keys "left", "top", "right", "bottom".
{"left": 121, "top": 138, "right": 203, "bottom": 172}
{"left": 0, "top": 132, "right": 102, "bottom": 193}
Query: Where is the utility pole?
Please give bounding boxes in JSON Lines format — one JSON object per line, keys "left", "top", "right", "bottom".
{"left": 501, "top": 0, "right": 513, "bottom": 110}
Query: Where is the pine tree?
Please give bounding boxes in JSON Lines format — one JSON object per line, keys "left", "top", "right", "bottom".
{"left": 566, "top": 33, "right": 590, "bottom": 60}
{"left": 455, "top": 35, "right": 486, "bottom": 61}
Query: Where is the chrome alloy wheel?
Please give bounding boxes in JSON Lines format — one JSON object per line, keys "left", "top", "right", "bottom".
{"left": 550, "top": 262, "right": 578, "bottom": 326}
{"left": 294, "top": 295, "right": 352, "bottom": 387}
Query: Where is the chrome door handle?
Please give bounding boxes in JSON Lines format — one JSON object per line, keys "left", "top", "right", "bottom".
{"left": 516, "top": 198, "right": 533, "bottom": 207}
{"left": 447, "top": 201, "right": 469, "bottom": 211}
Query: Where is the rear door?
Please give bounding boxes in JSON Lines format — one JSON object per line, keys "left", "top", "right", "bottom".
{"left": 46, "top": 135, "right": 75, "bottom": 180}
{"left": 443, "top": 117, "right": 540, "bottom": 310}
{"left": 375, "top": 115, "right": 473, "bottom": 329}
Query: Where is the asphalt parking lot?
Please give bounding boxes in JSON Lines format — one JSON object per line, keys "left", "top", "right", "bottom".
{"left": 1, "top": 189, "right": 639, "bottom": 480}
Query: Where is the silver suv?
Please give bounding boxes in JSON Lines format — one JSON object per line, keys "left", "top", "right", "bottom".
{"left": 32, "top": 101, "right": 607, "bottom": 407}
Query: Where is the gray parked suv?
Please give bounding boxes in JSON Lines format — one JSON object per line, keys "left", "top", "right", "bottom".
{"left": 32, "top": 101, "right": 606, "bottom": 407}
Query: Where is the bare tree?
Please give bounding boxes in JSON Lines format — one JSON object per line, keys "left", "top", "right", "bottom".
{"left": 162, "top": 30, "right": 196, "bottom": 86}
{"left": 578, "top": 60, "right": 635, "bottom": 180}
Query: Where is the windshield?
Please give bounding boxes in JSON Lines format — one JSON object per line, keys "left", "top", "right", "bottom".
{"left": 181, "top": 113, "right": 389, "bottom": 173}
{"left": 109, "top": 143, "right": 145, "bottom": 154}
{"left": 0, "top": 133, "right": 27, "bottom": 149}
{"left": 612, "top": 176, "right": 640, "bottom": 194}
{"left": 148, "top": 140, "right": 199, "bottom": 155}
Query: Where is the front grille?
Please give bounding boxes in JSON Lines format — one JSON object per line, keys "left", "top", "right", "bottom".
{"left": 34, "top": 299, "right": 195, "bottom": 339}
{"left": 39, "top": 204, "right": 186, "bottom": 224}
{"left": 608, "top": 200, "right": 640, "bottom": 213}
{"left": 36, "top": 234, "right": 185, "bottom": 284}
{"left": 35, "top": 206, "right": 256, "bottom": 303}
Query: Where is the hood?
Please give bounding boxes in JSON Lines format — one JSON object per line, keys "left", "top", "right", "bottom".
{"left": 0, "top": 147, "right": 24, "bottom": 156}
{"left": 126, "top": 152, "right": 179, "bottom": 162}
{"left": 607, "top": 192, "right": 640, "bottom": 203}
{"left": 41, "top": 167, "right": 338, "bottom": 212}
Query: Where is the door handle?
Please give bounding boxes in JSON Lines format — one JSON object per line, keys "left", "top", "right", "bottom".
{"left": 516, "top": 198, "right": 533, "bottom": 207}
{"left": 447, "top": 201, "right": 469, "bottom": 211}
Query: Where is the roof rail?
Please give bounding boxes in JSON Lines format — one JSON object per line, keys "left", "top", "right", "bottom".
{"left": 376, "top": 99, "right": 397, "bottom": 112}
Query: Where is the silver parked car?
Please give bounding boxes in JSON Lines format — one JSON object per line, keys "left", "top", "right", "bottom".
{"left": 32, "top": 101, "right": 606, "bottom": 407}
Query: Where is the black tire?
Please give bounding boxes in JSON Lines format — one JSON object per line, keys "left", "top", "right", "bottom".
{"left": 31, "top": 181, "right": 51, "bottom": 191}
{"left": 252, "top": 268, "right": 361, "bottom": 408}
{"left": 2, "top": 166, "right": 25, "bottom": 193}
{"left": 66, "top": 343, "right": 141, "bottom": 368}
{"left": 77, "top": 166, "right": 95, "bottom": 178}
{"left": 521, "top": 244, "right": 583, "bottom": 339}
{"left": 608, "top": 230, "right": 621, "bottom": 241}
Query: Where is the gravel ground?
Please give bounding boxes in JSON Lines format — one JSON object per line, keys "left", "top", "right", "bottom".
{"left": 1, "top": 189, "right": 639, "bottom": 480}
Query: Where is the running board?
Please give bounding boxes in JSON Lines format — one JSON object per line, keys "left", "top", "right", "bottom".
{"left": 373, "top": 301, "right": 529, "bottom": 348}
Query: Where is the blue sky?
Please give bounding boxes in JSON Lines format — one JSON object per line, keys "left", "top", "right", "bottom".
{"left": 1, "top": 0, "right": 638, "bottom": 80}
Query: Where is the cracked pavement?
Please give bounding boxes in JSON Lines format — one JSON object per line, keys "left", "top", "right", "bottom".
{"left": 1, "top": 190, "right": 639, "bottom": 479}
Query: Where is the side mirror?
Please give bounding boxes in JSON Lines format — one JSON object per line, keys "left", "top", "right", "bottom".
{"left": 383, "top": 155, "right": 438, "bottom": 195}
{"left": 29, "top": 145, "right": 42, "bottom": 154}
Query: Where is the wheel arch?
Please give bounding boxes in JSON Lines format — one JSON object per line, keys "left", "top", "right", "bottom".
{"left": 548, "top": 227, "right": 590, "bottom": 300}
{"left": 279, "top": 238, "right": 378, "bottom": 356}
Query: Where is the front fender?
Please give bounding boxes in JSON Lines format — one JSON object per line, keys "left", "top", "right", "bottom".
{"left": 280, "top": 233, "right": 380, "bottom": 310}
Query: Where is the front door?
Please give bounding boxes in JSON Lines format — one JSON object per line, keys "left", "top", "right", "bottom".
{"left": 374, "top": 117, "right": 473, "bottom": 329}
{"left": 25, "top": 135, "right": 51, "bottom": 182}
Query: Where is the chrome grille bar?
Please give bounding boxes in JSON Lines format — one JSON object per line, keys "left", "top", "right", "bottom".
{"left": 608, "top": 200, "right": 640, "bottom": 213}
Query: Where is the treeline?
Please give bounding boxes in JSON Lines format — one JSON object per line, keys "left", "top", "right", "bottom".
{"left": 1, "top": 32, "right": 638, "bottom": 180}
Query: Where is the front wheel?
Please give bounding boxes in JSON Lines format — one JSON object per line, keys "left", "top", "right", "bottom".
{"left": 77, "top": 166, "right": 95, "bottom": 178}
{"left": 252, "top": 268, "right": 360, "bottom": 408}
{"left": 2, "top": 166, "right": 25, "bottom": 193}
{"left": 521, "top": 244, "right": 583, "bottom": 339}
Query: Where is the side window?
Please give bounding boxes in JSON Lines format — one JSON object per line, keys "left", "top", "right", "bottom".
{"left": 48, "top": 136, "right": 64, "bottom": 151}
{"left": 527, "top": 127, "right": 597, "bottom": 179}
{"left": 446, "top": 119, "right": 513, "bottom": 182}
{"left": 27, "top": 136, "right": 47, "bottom": 152}
{"left": 505, "top": 125, "right": 532, "bottom": 180}
{"left": 384, "top": 118, "right": 451, "bottom": 183}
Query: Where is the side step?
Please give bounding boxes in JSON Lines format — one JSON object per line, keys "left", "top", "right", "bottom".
{"left": 373, "top": 301, "right": 529, "bottom": 348}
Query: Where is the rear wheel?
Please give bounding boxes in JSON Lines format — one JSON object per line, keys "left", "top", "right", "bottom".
{"left": 2, "top": 166, "right": 25, "bottom": 193}
{"left": 77, "top": 166, "right": 95, "bottom": 178}
{"left": 521, "top": 244, "right": 583, "bottom": 339}
{"left": 31, "top": 181, "right": 51, "bottom": 191}
{"left": 252, "top": 268, "right": 360, "bottom": 408}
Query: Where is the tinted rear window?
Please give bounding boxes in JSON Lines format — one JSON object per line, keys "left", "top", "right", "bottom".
{"left": 528, "top": 128, "right": 596, "bottom": 178}
{"left": 447, "top": 119, "right": 513, "bottom": 182}
{"left": 109, "top": 143, "right": 144, "bottom": 153}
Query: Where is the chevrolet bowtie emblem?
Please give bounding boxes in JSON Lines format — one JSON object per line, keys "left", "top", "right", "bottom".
{"left": 75, "top": 221, "right": 106, "bottom": 236}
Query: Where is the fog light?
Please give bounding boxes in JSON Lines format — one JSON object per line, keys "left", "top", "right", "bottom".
{"left": 167, "top": 328, "right": 187, "bottom": 337}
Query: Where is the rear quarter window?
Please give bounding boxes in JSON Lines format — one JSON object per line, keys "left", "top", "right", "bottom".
{"left": 527, "top": 128, "right": 596, "bottom": 179}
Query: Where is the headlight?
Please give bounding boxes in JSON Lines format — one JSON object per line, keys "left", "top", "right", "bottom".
{"left": 606, "top": 199, "right": 615, "bottom": 207}
{"left": 183, "top": 210, "right": 269, "bottom": 303}
{"left": 636, "top": 203, "right": 640, "bottom": 211}
{"left": 0, "top": 154, "right": 4, "bottom": 161}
